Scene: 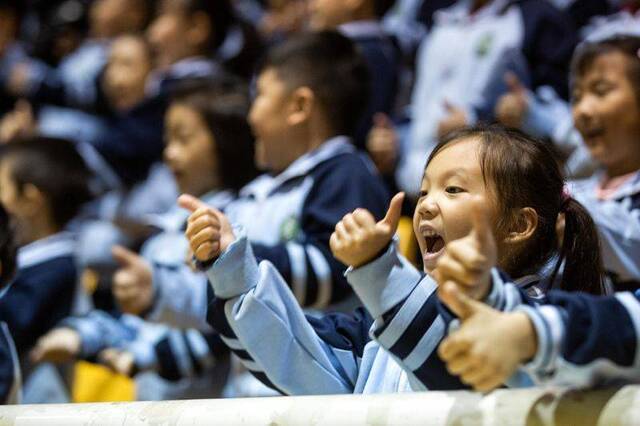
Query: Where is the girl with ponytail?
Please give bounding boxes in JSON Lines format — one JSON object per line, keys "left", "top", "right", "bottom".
{"left": 419, "top": 125, "right": 606, "bottom": 295}
{"left": 322, "top": 124, "right": 607, "bottom": 391}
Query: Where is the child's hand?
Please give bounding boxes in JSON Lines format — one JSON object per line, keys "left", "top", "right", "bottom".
{"left": 0, "top": 99, "right": 35, "bottom": 143}
{"left": 111, "top": 245, "right": 154, "bottom": 315}
{"left": 433, "top": 197, "right": 496, "bottom": 301}
{"left": 366, "top": 113, "right": 398, "bottom": 175}
{"left": 179, "top": 194, "right": 235, "bottom": 263}
{"left": 330, "top": 193, "right": 405, "bottom": 268}
{"left": 437, "top": 100, "right": 468, "bottom": 140}
{"left": 438, "top": 282, "right": 537, "bottom": 392}
{"left": 495, "top": 73, "right": 529, "bottom": 129}
{"left": 99, "top": 348, "right": 135, "bottom": 377}
{"left": 30, "top": 328, "right": 81, "bottom": 364}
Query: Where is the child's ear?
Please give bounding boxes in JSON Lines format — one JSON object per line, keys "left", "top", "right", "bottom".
{"left": 502, "top": 207, "right": 538, "bottom": 245}
{"left": 186, "top": 12, "right": 212, "bottom": 48}
{"left": 286, "top": 87, "right": 315, "bottom": 126}
{"left": 20, "top": 183, "right": 47, "bottom": 217}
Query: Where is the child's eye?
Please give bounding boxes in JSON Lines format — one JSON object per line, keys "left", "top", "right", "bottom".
{"left": 445, "top": 186, "right": 465, "bottom": 194}
{"left": 419, "top": 190, "right": 428, "bottom": 198}
{"left": 592, "top": 83, "right": 613, "bottom": 97}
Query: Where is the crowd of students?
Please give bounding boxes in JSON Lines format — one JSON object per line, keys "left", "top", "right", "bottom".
{"left": 0, "top": 0, "right": 638, "bottom": 406}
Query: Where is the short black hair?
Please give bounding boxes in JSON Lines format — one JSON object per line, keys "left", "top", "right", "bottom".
{"left": 0, "top": 136, "right": 93, "bottom": 229}
{"left": 259, "top": 30, "right": 370, "bottom": 138}
{"left": 169, "top": 76, "right": 259, "bottom": 192}
{"left": 160, "top": 0, "right": 235, "bottom": 52}
{"left": 0, "top": 0, "right": 23, "bottom": 17}
{"left": 373, "top": 0, "right": 395, "bottom": 18}
{"left": 0, "top": 204, "right": 16, "bottom": 289}
{"left": 571, "top": 35, "right": 640, "bottom": 105}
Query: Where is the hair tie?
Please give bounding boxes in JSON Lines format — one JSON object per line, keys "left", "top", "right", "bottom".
{"left": 561, "top": 186, "right": 572, "bottom": 211}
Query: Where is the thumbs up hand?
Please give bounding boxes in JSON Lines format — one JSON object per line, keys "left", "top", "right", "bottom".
{"left": 433, "top": 196, "right": 496, "bottom": 301}
{"left": 30, "top": 328, "right": 82, "bottom": 364}
{"left": 179, "top": 194, "right": 235, "bottom": 263}
{"left": 99, "top": 348, "right": 135, "bottom": 377}
{"left": 438, "top": 282, "right": 538, "bottom": 392}
{"left": 111, "top": 245, "right": 154, "bottom": 315}
{"left": 495, "top": 72, "right": 529, "bottom": 129}
{"left": 331, "top": 193, "right": 405, "bottom": 268}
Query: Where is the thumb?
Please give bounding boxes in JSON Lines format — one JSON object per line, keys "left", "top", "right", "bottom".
{"left": 29, "top": 345, "right": 44, "bottom": 364}
{"left": 469, "top": 196, "right": 492, "bottom": 250}
{"left": 178, "top": 193, "right": 208, "bottom": 213}
{"left": 112, "top": 245, "right": 140, "bottom": 268}
{"left": 440, "top": 281, "right": 482, "bottom": 320}
{"left": 373, "top": 112, "right": 392, "bottom": 129}
{"left": 504, "top": 72, "right": 525, "bottom": 95}
{"left": 378, "top": 192, "right": 405, "bottom": 233}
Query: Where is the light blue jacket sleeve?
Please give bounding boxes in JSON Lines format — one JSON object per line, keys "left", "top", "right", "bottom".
{"left": 346, "top": 245, "right": 459, "bottom": 390}
{"left": 205, "top": 232, "right": 369, "bottom": 395}
{"left": 347, "top": 246, "right": 534, "bottom": 390}
{"left": 570, "top": 182, "right": 640, "bottom": 283}
{"left": 61, "top": 311, "right": 138, "bottom": 359}
{"left": 147, "top": 263, "right": 212, "bottom": 331}
{"left": 139, "top": 232, "right": 212, "bottom": 331}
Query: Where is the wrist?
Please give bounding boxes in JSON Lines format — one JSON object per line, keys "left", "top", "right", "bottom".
{"left": 350, "top": 242, "right": 392, "bottom": 269}
{"left": 511, "top": 312, "right": 537, "bottom": 363}
{"left": 469, "top": 273, "right": 492, "bottom": 301}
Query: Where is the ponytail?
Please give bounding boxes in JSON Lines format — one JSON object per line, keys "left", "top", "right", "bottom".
{"left": 550, "top": 198, "right": 605, "bottom": 295}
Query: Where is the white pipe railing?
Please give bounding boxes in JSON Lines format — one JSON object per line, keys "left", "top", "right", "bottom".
{"left": 0, "top": 386, "right": 637, "bottom": 425}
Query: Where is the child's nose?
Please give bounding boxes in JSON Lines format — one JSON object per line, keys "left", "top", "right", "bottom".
{"left": 416, "top": 196, "right": 438, "bottom": 219}
{"left": 573, "top": 95, "right": 597, "bottom": 122}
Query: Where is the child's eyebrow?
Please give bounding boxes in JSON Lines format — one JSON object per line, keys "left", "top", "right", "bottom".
{"left": 442, "top": 168, "right": 470, "bottom": 180}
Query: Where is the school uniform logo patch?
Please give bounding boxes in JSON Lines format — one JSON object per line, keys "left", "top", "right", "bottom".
{"left": 280, "top": 216, "right": 301, "bottom": 241}
{"left": 475, "top": 33, "right": 494, "bottom": 58}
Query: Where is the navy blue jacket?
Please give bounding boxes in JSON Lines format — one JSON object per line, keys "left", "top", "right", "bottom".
{"left": 0, "top": 233, "right": 77, "bottom": 356}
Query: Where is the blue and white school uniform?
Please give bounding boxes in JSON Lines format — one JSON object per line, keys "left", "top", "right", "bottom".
{"left": 0, "top": 233, "right": 77, "bottom": 356}
{"left": 0, "top": 232, "right": 79, "bottom": 403}
{"left": 397, "top": 0, "right": 577, "bottom": 195}
{"left": 66, "top": 191, "right": 235, "bottom": 398}
{"left": 62, "top": 310, "right": 229, "bottom": 394}
{"left": 144, "top": 190, "right": 235, "bottom": 331}
{"left": 202, "top": 235, "right": 543, "bottom": 395}
{"left": 0, "top": 321, "right": 20, "bottom": 404}
{"left": 448, "top": 272, "right": 640, "bottom": 388}
{"left": 145, "top": 57, "right": 222, "bottom": 99}
{"left": 149, "top": 137, "right": 390, "bottom": 329}
{"left": 203, "top": 233, "right": 418, "bottom": 394}
{"left": 343, "top": 243, "right": 545, "bottom": 391}
{"left": 515, "top": 288, "right": 640, "bottom": 388}
{"left": 569, "top": 171, "right": 640, "bottom": 289}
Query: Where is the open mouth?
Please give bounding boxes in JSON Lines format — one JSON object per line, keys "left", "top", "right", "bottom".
{"left": 420, "top": 226, "right": 446, "bottom": 270}
{"left": 582, "top": 127, "right": 605, "bottom": 143}
{"left": 425, "top": 234, "right": 445, "bottom": 254}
